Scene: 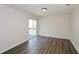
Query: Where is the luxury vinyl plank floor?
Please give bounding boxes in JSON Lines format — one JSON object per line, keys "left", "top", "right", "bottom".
{"left": 3, "top": 36, "right": 78, "bottom": 54}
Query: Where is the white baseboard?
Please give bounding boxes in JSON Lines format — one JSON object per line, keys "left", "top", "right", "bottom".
{"left": 1, "top": 40, "right": 28, "bottom": 54}
{"left": 70, "top": 40, "right": 79, "bottom": 53}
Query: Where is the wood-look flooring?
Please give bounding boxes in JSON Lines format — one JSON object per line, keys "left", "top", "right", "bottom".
{"left": 3, "top": 36, "right": 78, "bottom": 54}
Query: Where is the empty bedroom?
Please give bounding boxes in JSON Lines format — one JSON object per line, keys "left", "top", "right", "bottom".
{"left": 0, "top": 4, "right": 79, "bottom": 54}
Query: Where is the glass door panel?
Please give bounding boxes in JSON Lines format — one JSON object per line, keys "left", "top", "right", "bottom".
{"left": 29, "top": 19, "right": 36, "bottom": 38}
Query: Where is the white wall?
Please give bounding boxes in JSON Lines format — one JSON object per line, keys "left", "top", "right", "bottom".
{"left": 39, "top": 14, "right": 71, "bottom": 39}
{"left": 71, "top": 5, "right": 79, "bottom": 53}
{"left": 0, "top": 5, "right": 37, "bottom": 53}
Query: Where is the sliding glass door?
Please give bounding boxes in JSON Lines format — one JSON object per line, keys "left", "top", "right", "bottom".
{"left": 29, "top": 19, "right": 36, "bottom": 38}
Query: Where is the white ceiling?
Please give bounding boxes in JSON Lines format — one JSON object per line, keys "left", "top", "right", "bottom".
{"left": 9, "top": 4, "right": 76, "bottom": 17}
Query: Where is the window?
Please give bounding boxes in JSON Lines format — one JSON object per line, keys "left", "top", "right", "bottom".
{"left": 29, "top": 19, "right": 36, "bottom": 38}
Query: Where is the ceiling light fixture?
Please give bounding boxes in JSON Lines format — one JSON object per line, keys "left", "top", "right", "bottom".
{"left": 41, "top": 8, "right": 47, "bottom": 11}
{"left": 66, "top": 4, "right": 71, "bottom": 6}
